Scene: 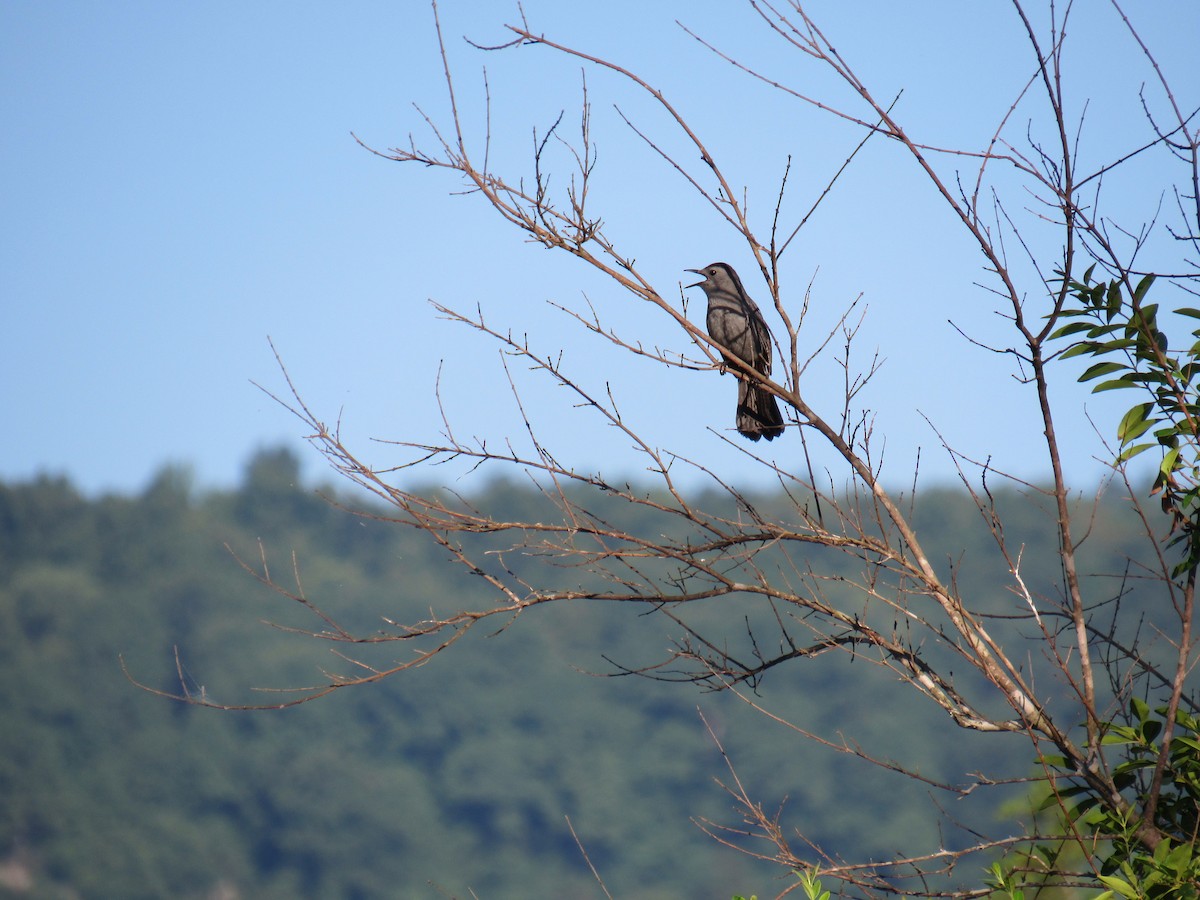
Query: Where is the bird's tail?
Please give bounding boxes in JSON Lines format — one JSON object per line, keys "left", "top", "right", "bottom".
{"left": 736, "top": 381, "right": 785, "bottom": 441}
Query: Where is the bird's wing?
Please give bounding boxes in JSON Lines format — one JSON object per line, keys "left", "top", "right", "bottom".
{"left": 747, "top": 303, "right": 773, "bottom": 375}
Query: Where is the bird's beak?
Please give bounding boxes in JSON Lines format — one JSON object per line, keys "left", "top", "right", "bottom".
{"left": 684, "top": 268, "right": 705, "bottom": 289}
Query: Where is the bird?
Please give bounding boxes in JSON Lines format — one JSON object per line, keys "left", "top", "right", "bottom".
{"left": 686, "top": 262, "right": 785, "bottom": 441}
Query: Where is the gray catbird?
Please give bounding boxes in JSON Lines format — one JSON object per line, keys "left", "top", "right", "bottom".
{"left": 686, "top": 262, "right": 785, "bottom": 441}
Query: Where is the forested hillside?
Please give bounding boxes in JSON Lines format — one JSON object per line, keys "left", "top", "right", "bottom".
{"left": 0, "top": 449, "right": 1158, "bottom": 898}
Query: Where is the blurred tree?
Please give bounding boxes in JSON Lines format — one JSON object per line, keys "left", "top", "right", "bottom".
{"left": 153, "top": 3, "right": 1199, "bottom": 897}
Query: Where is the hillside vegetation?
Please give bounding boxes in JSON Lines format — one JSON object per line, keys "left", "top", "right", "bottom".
{"left": 0, "top": 449, "right": 1157, "bottom": 898}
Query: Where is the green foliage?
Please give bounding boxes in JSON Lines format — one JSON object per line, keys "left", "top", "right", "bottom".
{"left": 1085, "top": 701, "right": 1200, "bottom": 899}
{"left": 984, "top": 860, "right": 1027, "bottom": 900}
{"left": 796, "top": 868, "right": 831, "bottom": 900}
{"left": 735, "top": 869, "right": 828, "bottom": 900}
{"left": 997, "top": 265, "right": 1200, "bottom": 898}
{"left": 1052, "top": 266, "right": 1200, "bottom": 573}
{"left": 0, "top": 451, "right": 956, "bottom": 897}
{"left": 987, "top": 706, "right": 1200, "bottom": 900}
{"left": 0, "top": 449, "right": 1186, "bottom": 897}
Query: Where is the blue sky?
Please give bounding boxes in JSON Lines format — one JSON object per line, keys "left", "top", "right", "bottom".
{"left": 3, "top": 2, "right": 1197, "bottom": 496}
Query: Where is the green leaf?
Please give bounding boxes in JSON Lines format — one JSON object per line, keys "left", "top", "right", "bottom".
{"left": 1142, "top": 719, "right": 1162, "bottom": 743}
{"left": 1162, "top": 840, "right": 1193, "bottom": 873}
{"left": 1172, "top": 556, "right": 1199, "bottom": 578}
{"left": 1176, "top": 307, "right": 1200, "bottom": 320}
{"left": 1172, "top": 736, "right": 1200, "bottom": 752}
{"left": 1156, "top": 428, "right": 1180, "bottom": 447}
{"left": 1060, "top": 342, "right": 1101, "bottom": 360}
{"left": 1088, "top": 323, "right": 1131, "bottom": 339}
{"left": 1098, "top": 875, "right": 1140, "bottom": 899}
{"left": 1117, "top": 443, "right": 1154, "bottom": 463}
{"left": 1080, "top": 361, "right": 1129, "bottom": 382}
{"left": 1134, "top": 272, "right": 1157, "bottom": 302}
{"left": 1112, "top": 758, "right": 1156, "bottom": 776}
{"left": 1107, "top": 289, "right": 1125, "bottom": 321}
{"left": 1090, "top": 337, "right": 1141, "bottom": 351}
{"left": 1135, "top": 303, "right": 1160, "bottom": 326}
{"left": 1161, "top": 448, "right": 1181, "bottom": 477}
{"left": 1107, "top": 280, "right": 1124, "bottom": 314}
{"left": 1103, "top": 725, "right": 1142, "bottom": 745}
{"left": 1093, "top": 375, "right": 1143, "bottom": 393}
{"left": 1119, "top": 419, "right": 1157, "bottom": 443}
{"left": 1117, "top": 403, "right": 1156, "bottom": 443}
{"left": 1049, "top": 321, "right": 1101, "bottom": 340}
